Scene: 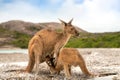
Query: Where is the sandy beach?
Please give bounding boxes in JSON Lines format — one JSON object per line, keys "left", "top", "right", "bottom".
{"left": 0, "top": 48, "right": 120, "bottom": 80}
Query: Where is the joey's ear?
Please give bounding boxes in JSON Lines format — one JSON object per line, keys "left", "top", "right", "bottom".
{"left": 58, "top": 19, "right": 67, "bottom": 26}
{"left": 68, "top": 18, "right": 73, "bottom": 24}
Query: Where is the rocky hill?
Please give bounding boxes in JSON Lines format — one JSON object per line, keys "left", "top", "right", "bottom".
{"left": 0, "top": 20, "right": 86, "bottom": 48}
{"left": 0, "top": 20, "right": 86, "bottom": 35}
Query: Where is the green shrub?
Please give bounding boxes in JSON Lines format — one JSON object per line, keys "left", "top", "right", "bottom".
{"left": 1, "top": 25, "right": 120, "bottom": 48}
{"left": 11, "top": 32, "right": 32, "bottom": 48}
{"left": 66, "top": 32, "right": 120, "bottom": 48}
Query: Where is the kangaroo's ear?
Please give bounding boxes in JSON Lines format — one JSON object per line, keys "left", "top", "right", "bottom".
{"left": 58, "top": 19, "right": 67, "bottom": 26}
{"left": 68, "top": 18, "right": 73, "bottom": 24}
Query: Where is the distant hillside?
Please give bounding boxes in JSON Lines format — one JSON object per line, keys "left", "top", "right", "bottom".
{"left": 0, "top": 20, "right": 86, "bottom": 35}
{"left": 0, "top": 20, "right": 86, "bottom": 48}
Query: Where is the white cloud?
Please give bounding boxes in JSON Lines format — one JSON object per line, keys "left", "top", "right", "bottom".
{"left": 0, "top": 0, "right": 120, "bottom": 32}
{"left": 0, "top": 0, "right": 57, "bottom": 22}
{"left": 55, "top": 0, "right": 120, "bottom": 32}
{"left": 84, "top": 0, "right": 120, "bottom": 32}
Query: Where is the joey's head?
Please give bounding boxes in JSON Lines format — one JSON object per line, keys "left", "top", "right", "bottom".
{"left": 46, "top": 56, "right": 59, "bottom": 74}
{"left": 59, "top": 18, "right": 79, "bottom": 36}
{"left": 46, "top": 56, "right": 55, "bottom": 67}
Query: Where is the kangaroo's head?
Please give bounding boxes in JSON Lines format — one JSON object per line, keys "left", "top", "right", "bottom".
{"left": 59, "top": 19, "right": 79, "bottom": 36}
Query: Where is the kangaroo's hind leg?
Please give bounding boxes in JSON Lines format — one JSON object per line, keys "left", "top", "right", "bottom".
{"left": 78, "top": 55, "right": 93, "bottom": 76}
{"left": 33, "top": 37, "right": 43, "bottom": 74}
{"left": 34, "top": 48, "right": 43, "bottom": 74}
{"left": 64, "top": 64, "right": 71, "bottom": 78}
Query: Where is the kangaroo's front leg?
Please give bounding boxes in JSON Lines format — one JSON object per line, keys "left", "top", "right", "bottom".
{"left": 53, "top": 40, "right": 65, "bottom": 61}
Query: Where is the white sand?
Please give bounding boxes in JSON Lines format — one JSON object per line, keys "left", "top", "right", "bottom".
{"left": 0, "top": 48, "right": 120, "bottom": 80}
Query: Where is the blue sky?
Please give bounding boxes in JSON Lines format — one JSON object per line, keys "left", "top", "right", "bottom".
{"left": 0, "top": 0, "right": 120, "bottom": 32}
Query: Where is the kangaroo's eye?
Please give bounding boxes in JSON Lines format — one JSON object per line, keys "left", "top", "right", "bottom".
{"left": 71, "top": 27, "right": 74, "bottom": 30}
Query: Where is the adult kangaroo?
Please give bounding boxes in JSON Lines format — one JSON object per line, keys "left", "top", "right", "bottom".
{"left": 25, "top": 19, "right": 79, "bottom": 73}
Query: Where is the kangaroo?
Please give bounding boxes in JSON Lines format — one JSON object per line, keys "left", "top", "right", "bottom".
{"left": 46, "top": 48, "right": 94, "bottom": 78}
{"left": 25, "top": 19, "right": 79, "bottom": 73}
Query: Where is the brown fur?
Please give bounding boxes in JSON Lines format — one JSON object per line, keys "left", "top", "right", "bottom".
{"left": 25, "top": 19, "right": 79, "bottom": 73}
{"left": 46, "top": 48, "right": 94, "bottom": 78}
